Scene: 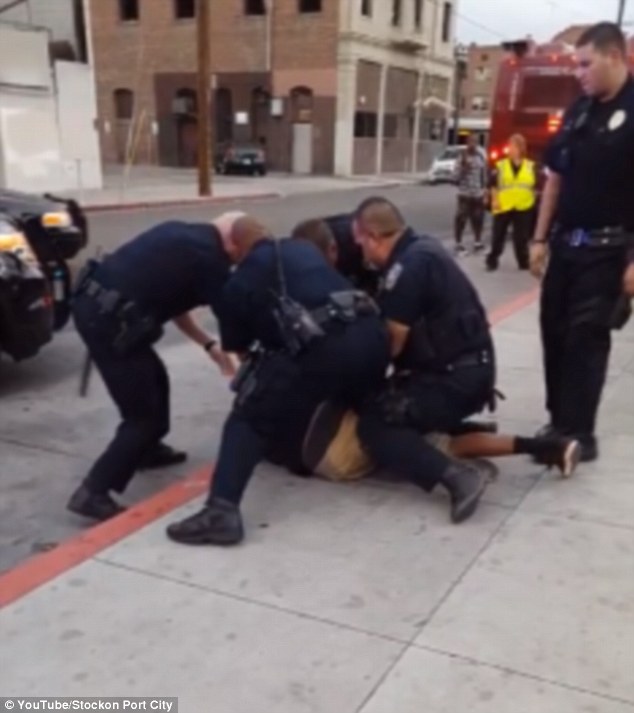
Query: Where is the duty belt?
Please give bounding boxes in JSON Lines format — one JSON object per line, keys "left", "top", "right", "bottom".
{"left": 310, "top": 290, "right": 379, "bottom": 327}
{"left": 558, "top": 227, "right": 633, "bottom": 249}
{"left": 76, "top": 277, "right": 129, "bottom": 314}
{"left": 445, "top": 349, "right": 492, "bottom": 373}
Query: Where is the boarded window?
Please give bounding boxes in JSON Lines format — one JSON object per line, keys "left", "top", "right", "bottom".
{"left": 354, "top": 112, "right": 378, "bottom": 138}
{"left": 119, "top": 0, "right": 139, "bottom": 21}
{"left": 245, "top": 0, "right": 266, "bottom": 14}
{"left": 174, "top": 0, "right": 195, "bottom": 19}
{"left": 299, "top": 0, "right": 322, "bottom": 12}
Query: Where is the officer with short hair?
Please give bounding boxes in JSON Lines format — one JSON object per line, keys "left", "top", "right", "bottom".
{"left": 530, "top": 22, "right": 634, "bottom": 461}
{"left": 166, "top": 216, "right": 391, "bottom": 546}
{"left": 68, "top": 214, "right": 240, "bottom": 521}
{"left": 355, "top": 198, "right": 496, "bottom": 523}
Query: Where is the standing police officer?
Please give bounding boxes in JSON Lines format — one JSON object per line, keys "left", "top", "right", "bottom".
{"left": 355, "top": 198, "right": 495, "bottom": 523}
{"left": 166, "top": 216, "right": 391, "bottom": 546}
{"left": 68, "top": 215, "right": 239, "bottom": 522}
{"left": 531, "top": 22, "right": 634, "bottom": 461}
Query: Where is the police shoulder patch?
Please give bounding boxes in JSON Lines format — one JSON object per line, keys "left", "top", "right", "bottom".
{"left": 385, "top": 262, "right": 404, "bottom": 291}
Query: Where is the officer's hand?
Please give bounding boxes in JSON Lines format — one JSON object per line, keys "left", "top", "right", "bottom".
{"left": 529, "top": 241, "right": 549, "bottom": 280}
{"left": 209, "top": 346, "right": 237, "bottom": 377}
{"left": 624, "top": 263, "right": 634, "bottom": 297}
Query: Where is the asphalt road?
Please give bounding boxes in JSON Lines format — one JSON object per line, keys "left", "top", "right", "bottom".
{"left": 0, "top": 184, "right": 536, "bottom": 573}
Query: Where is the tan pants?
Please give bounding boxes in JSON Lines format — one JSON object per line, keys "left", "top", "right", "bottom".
{"left": 303, "top": 406, "right": 451, "bottom": 483}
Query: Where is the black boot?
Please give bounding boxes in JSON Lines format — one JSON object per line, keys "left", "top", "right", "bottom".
{"left": 578, "top": 435, "right": 599, "bottom": 463}
{"left": 535, "top": 423, "right": 558, "bottom": 438}
{"left": 439, "top": 462, "right": 488, "bottom": 524}
{"left": 138, "top": 442, "right": 188, "bottom": 471}
{"left": 166, "top": 498, "right": 244, "bottom": 546}
{"left": 531, "top": 436, "right": 581, "bottom": 478}
{"left": 67, "top": 484, "right": 126, "bottom": 522}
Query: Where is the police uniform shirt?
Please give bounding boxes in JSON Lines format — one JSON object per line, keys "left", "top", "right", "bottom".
{"left": 379, "top": 229, "right": 488, "bottom": 369}
{"left": 219, "top": 238, "right": 352, "bottom": 353}
{"left": 97, "top": 221, "right": 230, "bottom": 323}
{"left": 545, "top": 75, "right": 634, "bottom": 232}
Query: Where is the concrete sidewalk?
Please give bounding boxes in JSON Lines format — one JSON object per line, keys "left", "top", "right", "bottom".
{"left": 1, "top": 300, "right": 633, "bottom": 712}
{"left": 62, "top": 165, "right": 425, "bottom": 211}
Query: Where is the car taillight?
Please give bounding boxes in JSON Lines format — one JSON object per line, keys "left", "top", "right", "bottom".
{"left": 490, "top": 149, "right": 499, "bottom": 161}
{"left": 547, "top": 114, "right": 563, "bottom": 133}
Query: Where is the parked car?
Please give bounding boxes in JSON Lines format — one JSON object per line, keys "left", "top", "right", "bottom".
{"left": 427, "top": 145, "right": 487, "bottom": 185}
{"left": 0, "top": 190, "right": 88, "bottom": 362}
{"left": 215, "top": 144, "right": 268, "bottom": 176}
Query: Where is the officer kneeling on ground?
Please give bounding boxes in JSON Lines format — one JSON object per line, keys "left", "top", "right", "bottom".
{"left": 68, "top": 215, "right": 239, "bottom": 522}
{"left": 530, "top": 22, "right": 634, "bottom": 462}
{"left": 166, "top": 216, "right": 391, "bottom": 546}
{"left": 354, "top": 198, "right": 496, "bottom": 523}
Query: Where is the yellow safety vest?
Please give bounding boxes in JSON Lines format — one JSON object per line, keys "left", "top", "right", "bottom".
{"left": 495, "top": 158, "right": 536, "bottom": 214}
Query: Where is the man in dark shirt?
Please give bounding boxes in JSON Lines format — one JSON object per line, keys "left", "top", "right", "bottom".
{"left": 353, "top": 198, "right": 496, "bottom": 523}
{"left": 166, "top": 216, "right": 390, "bottom": 546}
{"left": 530, "top": 22, "right": 634, "bottom": 461}
{"left": 68, "top": 215, "right": 239, "bottom": 521}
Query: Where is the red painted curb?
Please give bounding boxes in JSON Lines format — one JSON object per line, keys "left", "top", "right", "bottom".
{"left": 82, "top": 192, "right": 281, "bottom": 214}
{"left": 0, "top": 288, "right": 539, "bottom": 609}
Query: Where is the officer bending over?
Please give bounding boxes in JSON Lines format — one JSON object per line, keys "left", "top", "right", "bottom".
{"left": 68, "top": 215, "right": 239, "bottom": 522}
{"left": 355, "top": 198, "right": 496, "bottom": 523}
{"left": 166, "top": 216, "right": 391, "bottom": 546}
{"left": 531, "top": 22, "right": 634, "bottom": 461}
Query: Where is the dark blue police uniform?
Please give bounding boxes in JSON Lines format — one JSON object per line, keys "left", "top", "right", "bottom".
{"left": 211, "top": 238, "right": 390, "bottom": 503}
{"left": 166, "top": 238, "right": 390, "bottom": 544}
{"left": 72, "top": 221, "right": 230, "bottom": 502}
{"left": 541, "top": 76, "right": 634, "bottom": 455}
{"left": 323, "top": 213, "right": 380, "bottom": 296}
{"left": 358, "top": 229, "right": 495, "bottom": 492}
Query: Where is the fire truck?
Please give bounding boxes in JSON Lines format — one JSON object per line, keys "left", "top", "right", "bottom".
{"left": 488, "top": 38, "right": 634, "bottom": 167}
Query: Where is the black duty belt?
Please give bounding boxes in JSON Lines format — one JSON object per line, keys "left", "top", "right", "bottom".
{"left": 76, "top": 277, "right": 129, "bottom": 314}
{"left": 557, "top": 227, "right": 633, "bottom": 249}
{"left": 310, "top": 290, "right": 379, "bottom": 328}
{"left": 446, "top": 349, "right": 492, "bottom": 373}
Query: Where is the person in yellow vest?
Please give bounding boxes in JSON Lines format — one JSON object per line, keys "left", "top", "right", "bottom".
{"left": 486, "top": 134, "right": 537, "bottom": 271}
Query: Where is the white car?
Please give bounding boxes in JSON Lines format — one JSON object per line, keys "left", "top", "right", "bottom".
{"left": 427, "top": 145, "right": 487, "bottom": 185}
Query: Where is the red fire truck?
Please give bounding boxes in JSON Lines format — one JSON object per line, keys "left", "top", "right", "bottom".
{"left": 488, "top": 38, "right": 634, "bottom": 167}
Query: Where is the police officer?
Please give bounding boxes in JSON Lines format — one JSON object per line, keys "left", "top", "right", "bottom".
{"left": 355, "top": 198, "right": 495, "bottom": 523}
{"left": 68, "top": 214, "right": 240, "bottom": 522}
{"left": 531, "top": 22, "right": 634, "bottom": 462}
{"left": 321, "top": 212, "right": 381, "bottom": 295}
{"left": 166, "top": 216, "right": 391, "bottom": 545}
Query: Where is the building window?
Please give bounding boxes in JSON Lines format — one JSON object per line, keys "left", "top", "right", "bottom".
{"left": 114, "top": 88, "right": 134, "bottom": 119}
{"left": 471, "top": 95, "right": 490, "bottom": 112}
{"left": 299, "top": 0, "right": 322, "bottom": 12}
{"left": 354, "top": 111, "right": 377, "bottom": 138}
{"left": 118, "top": 0, "right": 139, "bottom": 22}
{"left": 414, "top": 0, "right": 423, "bottom": 28}
{"left": 174, "top": 0, "right": 195, "bottom": 19}
{"left": 383, "top": 115, "right": 398, "bottom": 138}
{"left": 481, "top": 53, "right": 489, "bottom": 61}
{"left": 245, "top": 0, "right": 266, "bottom": 14}
{"left": 441, "top": 2, "right": 452, "bottom": 42}
{"left": 361, "top": 0, "right": 372, "bottom": 17}
{"left": 475, "top": 66, "right": 491, "bottom": 81}
{"left": 391, "top": 0, "right": 402, "bottom": 26}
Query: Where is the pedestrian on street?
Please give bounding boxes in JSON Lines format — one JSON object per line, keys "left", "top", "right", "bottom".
{"left": 530, "top": 22, "right": 634, "bottom": 462}
{"left": 487, "top": 133, "right": 537, "bottom": 271}
{"left": 67, "top": 215, "right": 239, "bottom": 522}
{"left": 166, "top": 215, "right": 391, "bottom": 546}
{"left": 354, "top": 198, "right": 496, "bottom": 524}
{"left": 454, "top": 134, "right": 487, "bottom": 256}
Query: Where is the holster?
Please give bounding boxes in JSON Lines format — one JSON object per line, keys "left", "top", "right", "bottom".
{"left": 111, "top": 301, "right": 164, "bottom": 355}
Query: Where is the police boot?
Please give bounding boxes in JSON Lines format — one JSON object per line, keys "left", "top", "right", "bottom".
{"left": 67, "top": 484, "right": 126, "bottom": 522}
{"left": 166, "top": 498, "right": 244, "bottom": 546}
{"left": 577, "top": 436, "right": 599, "bottom": 463}
{"left": 138, "top": 442, "right": 188, "bottom": 471}
{"left": 439, "top": 462, "right": 488, "bottom": 524}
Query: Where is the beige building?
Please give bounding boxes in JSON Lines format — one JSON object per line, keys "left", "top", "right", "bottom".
{"left": 88, "top": 0, "right": 456, "bottom": 175}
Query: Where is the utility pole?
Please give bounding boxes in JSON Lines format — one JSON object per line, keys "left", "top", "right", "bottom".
{"left": 617, "top": 0, "right": 626, "bottom": 26}
{"left": 197, "top": 0, "right": 212, "bottom": 196}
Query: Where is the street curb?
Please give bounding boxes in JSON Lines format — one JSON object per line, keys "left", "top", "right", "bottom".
{"left": 82, "top": 192, "right": 282, "bottom": 214}
{"left": 0, "top": 288, "right": 540, "bottom": 609}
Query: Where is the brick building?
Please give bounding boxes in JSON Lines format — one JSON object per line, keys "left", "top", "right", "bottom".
{"left": 88, "top": 0, "right": 456, "bottom": 175}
